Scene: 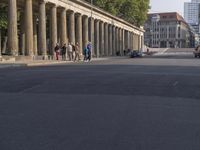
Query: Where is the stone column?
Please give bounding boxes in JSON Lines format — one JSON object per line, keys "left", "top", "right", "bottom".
{"left": 136, "top": 34, "right": 138, "bottom": 50}
{"left": 124, "top": 31, "right": 127, "bottom": 49}
{"left": 99, "top": 21, "right": 104, "bottom": 57}
{"left": 134, "top": 34, "right": 137, "bottom": 50}
{"left": 50, "top": 4, "right": 57, "bottom": 55}
{"left": 39, "top": 0, "right": 47, "bottom": 57}
{"left": 119, "top": 28, "right": 123, "bottom": 55}
{"left": 25, "top": 0, "right": 34, "bottom": 56}
{"left": 115, "top": 27, "right": 118, "bottom": 54}
{"left": 136, "top": 34, "right": 139, "bottom": 50}
{"left": 112, "top": 26, "right": 116, "bottom": 56}
{"left": 118, "top": 28, "right": 121, "bottom": 55}
{"left": 8, "top": 0, "right": 18, "bottom": 56}
{"left": 83, "top": 16, "right": 88, "bottom": 49}
{"left": 108, "top": 24, "right": 112, "bottom": 56}
{"left": 89, "top": 18, "right": 94, "bottom": 56}
{"left": 122, "top": 29, "right": 125, "bottom": 55}
{"left": 141, "top": 35, "right": 144, "bottom": 51}
{"left": 131, "top": 33, "right": 135, "bottom": 50}
{"left": 94, "top": 19, "right": 100, "bottom": 57}
{"left": 2, "top": 36, "right": 8, "bottom": 54}
{"left": 138, "top": 34, "right": 141, "bottom": 50}
{"left": 127, "top": 31, "right": 130, "bottom": 49}
{"left": 19, "top": 12, "right": 25, "bottom": 55}
{"left": 133, "top": 33, "right": 135, "bottom": 50}
{"left": 60, "top": 8, "right": 67, "bottom": 46}
{"left": 132, "top": 33, "right": 134, "bottom": 50}
{"left": 76, "top": 14, "right": 82, "bottom": 56}
{"left": 69, "top": 11, "right": 75, "bottom": 45}
{"left": 33, "top": 15, "right": 38, "bottom": 56}
{"left": 129, "top": 33, "right": 132, "bottom": 50}
{"left": 129, "top": 32, "right": 131, "bottom": 49}
{"left": 124, "top": 30, "right": 127, "bottom": 50}
{"left": 104, "top": 23, "right": 108, "bottom": 56}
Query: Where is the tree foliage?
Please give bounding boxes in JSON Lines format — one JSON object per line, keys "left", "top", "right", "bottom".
{"left": 0, "top": 7, "right": 8, "bottom": 29}
{"left": 85, "top": 0, "right": 150, "bottom": 26}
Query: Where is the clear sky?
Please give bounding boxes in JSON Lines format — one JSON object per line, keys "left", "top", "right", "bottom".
{"left": 149, "top": 0, "right": 191, "bottom": 16}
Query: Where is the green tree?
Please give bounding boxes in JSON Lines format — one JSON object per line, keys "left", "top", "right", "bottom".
{"left": 0, "top": 7, "right": 8, "bottom": 29}
{"left": 84, "top": 0, "right": 150, "bottom": 26}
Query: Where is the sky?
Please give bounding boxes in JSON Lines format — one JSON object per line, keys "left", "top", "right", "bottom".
{"left": 149, "top": 0, "right": 191, "bottom": 16}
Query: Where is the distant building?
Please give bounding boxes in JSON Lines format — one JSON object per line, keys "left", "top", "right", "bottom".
{"left": 184, "top": 0, "right": 200, "bottom": 44}
{"left": 144, "top": 12, "right": 193, "bottom": 48}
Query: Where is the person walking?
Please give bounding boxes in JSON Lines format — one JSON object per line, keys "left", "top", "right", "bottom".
{"left": 61, "top": 44, "right": 67, "bottom": 61}
{"left": 54, "top": 43, "right": 60, "bottom": 60}
{"left": 87, "top": 42, "right": 92, "bottom": 61}
{"left": 72, "top": 43, "right": 76, "bottom": 60}
{"left": 74, "top": 42, "right": 80, "bottom": 62}
{"left": 67, "top": 43, "right": 73, "bottom": 61}
{"left": 83, "top": 46, "right": 88, "bottom": 62}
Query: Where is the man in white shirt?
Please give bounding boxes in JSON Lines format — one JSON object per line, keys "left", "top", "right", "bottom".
{"left": 67, "top": 43, "right": 73, "bottom": 61}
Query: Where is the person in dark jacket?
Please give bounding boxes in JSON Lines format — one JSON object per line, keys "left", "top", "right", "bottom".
{"left": 54, "top": 43, "right": 60, "bottom": 60}
{"left": 61, "top": 44, "right": 67, "bottom": 61}
{"left": 87, "top": 42, "right": 92, "bottom": 61}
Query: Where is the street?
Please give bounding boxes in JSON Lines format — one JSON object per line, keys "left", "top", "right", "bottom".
{"left": 0, "top": 49, "right": 200, "bottom": 150}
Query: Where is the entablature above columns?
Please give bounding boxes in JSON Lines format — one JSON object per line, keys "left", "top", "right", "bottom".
{"left": 42, "top": 0, "right": 144, "bottom": 35}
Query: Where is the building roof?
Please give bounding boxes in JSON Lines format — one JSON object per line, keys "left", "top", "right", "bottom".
{"left": 148, "top": 12, "right": 186, "bottom": 23}
{"left": 147, "top": 12, "right": 190, "bottom": 28}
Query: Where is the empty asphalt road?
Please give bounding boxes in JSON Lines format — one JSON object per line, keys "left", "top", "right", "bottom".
{"left": 0, "top": 55, "right": 200, "bottom": 150}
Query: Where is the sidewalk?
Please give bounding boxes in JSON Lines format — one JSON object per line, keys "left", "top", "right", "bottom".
{"left": 0, "top": 57, "right": 110, "bottom": 68}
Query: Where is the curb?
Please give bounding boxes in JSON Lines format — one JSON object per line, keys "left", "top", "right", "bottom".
{"left": 0, "top": 58, "right": 108, "bottom": 68}
{"left": 0, "top": 63, "right": 27, "bottom": 69}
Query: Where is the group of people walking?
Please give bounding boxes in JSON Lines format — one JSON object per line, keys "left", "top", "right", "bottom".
{"left": 54, "top": 42, "right": 92, "bottom": 62}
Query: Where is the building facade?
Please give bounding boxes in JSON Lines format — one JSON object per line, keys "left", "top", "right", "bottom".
{"left": 144, "top": 12, "right": 193, "bottom": 48}
{"left": 184, "top": 0, "right": 200, "bottom": 44}
{"left": 0, "top": 0, "right": 144, "bottom": 60}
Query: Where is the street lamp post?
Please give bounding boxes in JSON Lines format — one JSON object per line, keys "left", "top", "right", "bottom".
{"left": 90, "top": 0, "right": 93, "bottom": 57}
{"left": 91, "top": 0, "right": 93, "bottom": 18}
{"left": 90, "top": 0, "right": 93, "bottom": 42}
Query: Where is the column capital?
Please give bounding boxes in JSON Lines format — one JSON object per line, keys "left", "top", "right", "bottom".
{"left": 83, "top": 15, "right": 88, "bottom": 19}
{"left": 60, "top": 7, "right": 67, "bottom": 11}
{"left": 49, "top": 3, "right": 58, "bottom": 8}
{"left": 39, "top": 0, "right": 47, "bottom": 4}
{"left": 68, "top": 10, "right": 75, "bottom": 14}
{"left": 76, "top": 13, "right": 82, "bottom": 17}
{"left": 100, "top": 21, "right": 104, "bottom": 24}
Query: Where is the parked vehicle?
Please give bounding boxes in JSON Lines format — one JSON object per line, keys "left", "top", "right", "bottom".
{"left": 130, "top": 50, "right": 143, "bottom": 58}
{"left": 194, "top": 45, "right": 200, "bottom": 58}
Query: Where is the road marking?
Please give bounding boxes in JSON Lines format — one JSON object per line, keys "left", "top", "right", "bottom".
{"left": 19, "top": 84, "right": 42, "bottom": 94}
{"left": 173, "top": 81, "right": 178, "bottom": 86}
{"left": 161, "top": 48, "right": 169, "bottom": 54}
{"left": 153, "top": 48, "right": 169, "bottom": 55}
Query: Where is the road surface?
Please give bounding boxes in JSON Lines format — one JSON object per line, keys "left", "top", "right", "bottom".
{"left": 0, "top": 50, "right": 200, "bottom": 150}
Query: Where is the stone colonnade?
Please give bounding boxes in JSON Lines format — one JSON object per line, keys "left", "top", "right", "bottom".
{"left": 5, "top": 0, "right": 144, "bottom": 59}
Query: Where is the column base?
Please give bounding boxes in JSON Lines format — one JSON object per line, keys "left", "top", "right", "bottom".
{"left": 10, "top": 51, "right": 18, "bottom": 56}
{"left": 42, "top": 55, "right": 48, "bottom": 60}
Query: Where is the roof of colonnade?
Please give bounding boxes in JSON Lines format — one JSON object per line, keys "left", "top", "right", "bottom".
{"left": 48, "top": 0, "right": 144, "bottom": 35}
